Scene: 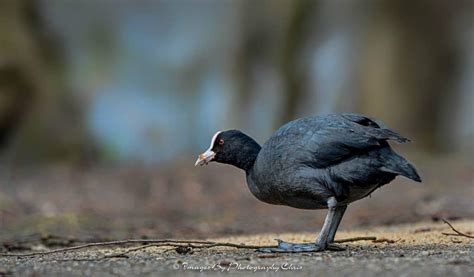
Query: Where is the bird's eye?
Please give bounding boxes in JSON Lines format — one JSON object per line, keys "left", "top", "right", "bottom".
{"left": 218, "top": 139, "right": 225, "bottom": 145}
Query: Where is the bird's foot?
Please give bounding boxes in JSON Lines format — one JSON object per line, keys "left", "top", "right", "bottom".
{"left": 257, "top": 239, "right": 345, "bottom": 253}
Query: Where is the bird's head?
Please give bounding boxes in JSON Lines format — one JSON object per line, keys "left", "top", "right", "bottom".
{"left": 195, "top": 130, "right": 261, "bottom": 171}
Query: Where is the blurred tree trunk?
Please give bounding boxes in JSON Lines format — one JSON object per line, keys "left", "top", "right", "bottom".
{"left": 278, "top": 0, "right": 316, "bottom": 125}
{"left": 0, "top": 66, "right": 33, "bottom": 148}
{"left": 232, "top": 0, "right": 292, "bottom": 131}
{"left": 231, "top": 0, "right": 261, "bottom": 129}
{"left": 233, "top": 0, "right": 316, "bottom": 129}
{"left": 0, "top": 0, "right": 96, "bottom": 164}
{"left": 357, "top": 0, "right": 459, "bottom": 151}
{"left": 0, "top": 1, "right": 37, "bottom": 148}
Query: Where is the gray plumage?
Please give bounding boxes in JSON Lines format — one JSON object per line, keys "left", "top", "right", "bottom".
{"left": 248, "top": 113, "right": 420, "bottom": 209}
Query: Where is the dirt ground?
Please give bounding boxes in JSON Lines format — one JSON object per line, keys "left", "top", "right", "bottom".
{"left": 0, "top": 220, "right": 473, "bottom": 276}
{"left": 0, "top": 156, "right": 473, "bottom": 275}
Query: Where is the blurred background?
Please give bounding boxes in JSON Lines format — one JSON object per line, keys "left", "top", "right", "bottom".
{"left": 0, "top": 0, "right": 473, "bottom": 240}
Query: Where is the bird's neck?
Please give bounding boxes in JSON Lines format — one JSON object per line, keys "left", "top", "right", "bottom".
{"left": 231, "top": 139, "right": 261, "bottom": 172}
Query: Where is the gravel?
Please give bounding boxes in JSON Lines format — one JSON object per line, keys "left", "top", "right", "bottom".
{"left": 1, "top": 220, "right": 473, "bottom": 276}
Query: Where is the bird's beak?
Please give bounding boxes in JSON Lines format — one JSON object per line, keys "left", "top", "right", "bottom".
{"left": 195, "top": 149, "right": 216, "bottom": 166}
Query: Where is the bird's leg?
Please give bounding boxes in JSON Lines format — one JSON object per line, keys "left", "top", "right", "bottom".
{"left": 257, "top": 197, "right": 345, "bottom": 253}
{"left": 313, "top": 197, "right": 345, "bottom": 251}
{"left": 328, "top": 205, "right": 347, "bottom": 243}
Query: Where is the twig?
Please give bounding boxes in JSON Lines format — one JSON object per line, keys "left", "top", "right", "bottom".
{"left": 0, "top": 239, "right": 218, "bottom": 257}
{"left": 442, "top": 219, "right": 474, "bottom": 239}
{"left": 0, "top": 236, "right": 377, "bottom": 258}
{"left": 57, "top": 242, "right": 255, "bottom": 262}
{"left": 372, "top": 238, "right": 400, "bottom": 244}
{"left": 0, "top": 239, "right": 272, "bottom": 257}
{"left": 335, "top": 236, "right": 376, "bottom": 243}
{"left": 55, "top": 244, "right": 164, "bottom": 261}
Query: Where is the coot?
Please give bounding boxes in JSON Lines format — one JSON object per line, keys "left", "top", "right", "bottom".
{"left": 195, "top": 113, "right": 421, "bottom": 252}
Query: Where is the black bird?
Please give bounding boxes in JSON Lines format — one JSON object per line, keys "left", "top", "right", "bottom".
{"left": 195, "top": 113, "right": 421, "bottom": 252}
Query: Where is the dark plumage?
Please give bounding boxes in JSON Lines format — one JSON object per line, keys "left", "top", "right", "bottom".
{"left": 195, "top": 113, "right": 421, "bottom": 252}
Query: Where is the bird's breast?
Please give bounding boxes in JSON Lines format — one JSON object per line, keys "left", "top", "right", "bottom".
{"left": 245, "top": 172, "right": 283, "bottom": 205}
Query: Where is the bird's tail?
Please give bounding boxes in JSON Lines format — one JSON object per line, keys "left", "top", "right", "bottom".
{"left": 380, "top": 150, "right": 421, "bottom": 182}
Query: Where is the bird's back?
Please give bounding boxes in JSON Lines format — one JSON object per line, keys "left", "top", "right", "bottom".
{"left": 249, "top": 113, "right": 420, "bottom": 209}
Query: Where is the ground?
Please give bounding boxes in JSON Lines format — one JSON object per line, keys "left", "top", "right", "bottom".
{"left": 1, "top": 220, "right": 473, "bottom": 276}
{"left": 0, "top": 157, "right": 473, "bottom": 275}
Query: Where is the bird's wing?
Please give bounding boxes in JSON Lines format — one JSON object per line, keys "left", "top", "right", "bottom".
{"left": 302, "top": 113, "right": 409, "bottom": 168}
